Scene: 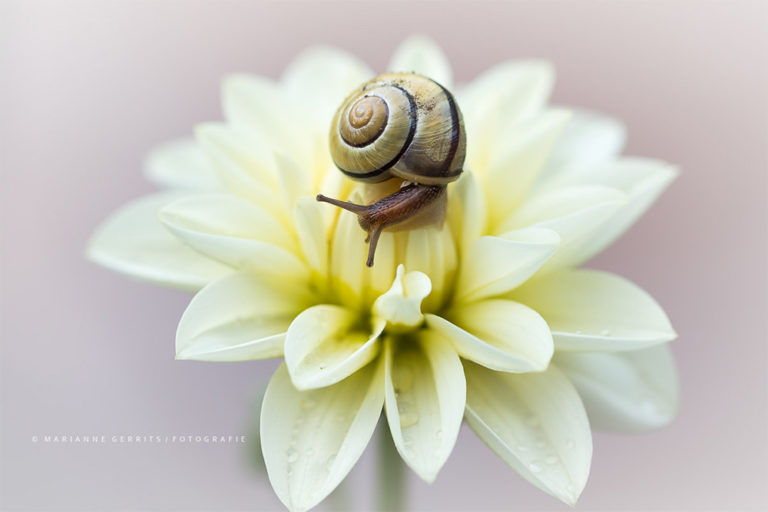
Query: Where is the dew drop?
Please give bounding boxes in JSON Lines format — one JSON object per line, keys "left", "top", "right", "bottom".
{"left": 301, "top": 397, "right": 316, "bottom": 410}
{"left": 326, "top": 455, "right": 336, "bottom": 470}
{"left": 535, "top": 439, "right": 546, "bottom": 449}
{"left": 287, "top": 467, "right": 293, "bottom": 475}
{"left": 399, "top": 412, "right": 419, "bottom": 428}
{"left": 565, "top": 439, "right": 575, "bottom": 449}
{"left": 435, "top": 429, "right": 443, "bottom": 441}
{"left": 525, "top": 415, "right": 540, "bottom": 428}
{"left": 517, "top": 444, "right": 528, "bottom": 452}
{"left": 528, "top": 462, "right": 542, "bottom": 473}
{"left": 336, "top": 414, "right": 346, "bottom": 423}
{"left": 600, "top": 329, "right": 611, "bottom": 336}
{"left": 575, "top": 330, "right": 583, "bottom": 335}
{"left": 287, "top": 449, "right": 299, "bottom": 463}
{"left": 306, "top": 448, "right": 315, "bottom": 457}
{"left": 545, "top": 455, "right": 559, "bottom": 465}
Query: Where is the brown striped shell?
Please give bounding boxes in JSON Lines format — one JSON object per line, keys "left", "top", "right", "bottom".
{"left": 329, "top": 72, "right": 466, "bottom": 185}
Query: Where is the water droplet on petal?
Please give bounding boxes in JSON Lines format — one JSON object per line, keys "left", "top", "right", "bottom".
{"left": 287, "top": 449, "right": 299, "bottom": 463}
{"left": 535, "top": 439, "right": 546, "bottom": 449}
{"left": 600, "top": 329, "right": 611, "bottom": 336}
{"left": 528, "top": 462, "right": 542, "bottom": 473}
{"left": 326, "top": 455, "right": 336, "bottom": 470}
{"left": 545, "top": 455, "right": 559, "bottom": 464}
{"left": 436, "top": 429, "right": 443, "bottom": 441}
{"left": 399, "top": 412, "right": 419, "bottom": 428}
{"left": 517, "top": 444, "right": 528, "bottom": 452}
{"left": 565, "top": 439, "right": 575, "bottom": 449}
{"left": 301, "top": 397, "right": 316, "bottom": 410}
{"left": 525, "top": 415, "right": 540, "bottom": 428}
{"left": 306, "top": 448, "right": 315, "bottom": 457}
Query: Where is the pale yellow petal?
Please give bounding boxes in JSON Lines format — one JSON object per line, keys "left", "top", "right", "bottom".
{"left": 261, "top": 361, "right": 384, "bottom": 512}
{"left": 500, "top": 184, "right": 627, "bottom": 272}
{"left": 426, "top": 299, "right": 553, "bottom": 372}
{"left": 455, "top": 227, "right": 559, "bottom": 303}
{"left": 144, "top": 138, "right": 222, "bottom": 191}
{"left": 512, "top": 269, "right": 676, "bottom": 351}
{"left": 86, "top": 192, "right": 231, "bottom": 290}
{"left": 554, "top": 345, "right": 679, "bottom": 432}
{"left": 465, "top": 361, "right": 592, "bottom": 506}
{"left": 176, "top": 271, "right": 313, "bottom": 361}
{"left": 284, "top": 305, "right": 385, "bottom": 390}
{"left": 384, "top": 331, "right": 465, "bottom": 482}
{"left": 388, "top": 35, "right": 453, "bottom": 88}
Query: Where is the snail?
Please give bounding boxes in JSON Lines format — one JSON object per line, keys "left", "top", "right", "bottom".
{"left": 316, "top": 72, "right": 466, "bottom": 267}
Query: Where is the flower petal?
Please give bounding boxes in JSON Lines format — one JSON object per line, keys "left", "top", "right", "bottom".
{"left": 87, "top": 192, "right": 231, "bottom": 290}
{"left": 464, "top": 361, "right": 592, "bottom": 506}
{"left": 485, "top": 109, "right": 571, "bottom": 228}
{"left": 176, "top": 271, "right": 313, "bottom": 361}
{"left": 554, "top": 344, "right": 679, "bottom": 432}
{"left": 544, "top": 158, "right": 678, "bottom": 266}
{"left": 398, "top": 226, "right": 457, "bottom": 312}
{"left": 459, "top": 60, "right": 554, "bottom": 171}
{"left": 220, "top": 74, "right": 314, "bottom": 170}
{"left": 374, "top": 264, "right": 431, "bottom": 328}
{"left": 455, "top": 227, "right": 560, "bottom": 303}
{"left": 388, "top": 35, "right": 453, "bottom": 88}
{"left": 261, "top": 361, "right": 384, "bottom": 512}
{"left": 195, "top": 123, "right": 286, "bottom": 217}
{"left": 144, "top": 138, "right": 222, "bottom": 191}
{"left": 293, "top": 196, "right": 329, "bottom": 280}
{"left": 425, "top": 300, "right": 553, "bottom": 372}
{"left": 158, "top": 194, "right": 308, "bottom": 280}
{"left": 499, "top": 184, "right": 627, "bottom": 272}
{"left": 447, "top": 170, "right": 487, "bottom": 255}
{"left": 384, "top": 330, "right": 465, "bottom": 483}
{"left": 284, "top": 305, "right": 385, "bottom": 390}
{"left": 536, "top": 109, "right": 626, "bottom": 186}
{"left": 512, "top": 269, "right": 676, "bottom": 351}
{"left": 329, "top": 197, "right": 396, "bottom": 309}
{"left": 281, "top": 46, "right": 374, "bottom": 130}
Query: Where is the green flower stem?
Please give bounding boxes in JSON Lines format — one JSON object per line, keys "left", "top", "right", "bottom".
{"left": 377, "top": 420, "right": 407, "bottom": 511}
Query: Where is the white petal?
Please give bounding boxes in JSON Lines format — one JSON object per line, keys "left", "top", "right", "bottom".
{"left": 281, "top": 46, "right": 374, "bottom": 129}
{"left": 425, "top": 299, "right": 553, "bottom": 372}
{"left": 459, "top": 60, "right": 554, "bottom": 171}
{"left": 261, "top": 361, "right": 384, "bottom": 512}
{"left": 536, "top": 109, "right": 626, "bottom": 186}
{"left": 398, "top": 226, "right": 457, "bottom": 312}
{"left": 176, "top": 271, "right": 313, "bottom": 361}
{"left": 447, "top": 170, "right": 487, "bottom": 255}
{"left": 284, "top": 305, "right": 385, "bottom": 390}
{"left": 293, "top": 197, "right": 329, "bottom": 280}
{"left": 485, "top": 109, "right": 571, "bottom": 228}
{"left": 220, "top": 74, "right": 314, "bottom": 170}
{"left": 144, "top": 138, "right": 222, "bottom": 191}
{"left": 158, "top": 194, "right": 308, "bottom": 280}
{"left": 384, "top": 331, "right": 465, "bottom": 482}
{"left": 87, "top": 192, "right": 231, "bottom": 290}
{"left": 194, "top": 123, "right": 288, "bottom": 220}
{"left": 329, "top": 196, "right": 396, "bottom": 309}
{"left": 513, "top": 269, "right": 677, "bottom": 351}
{"left": 464, "top": 361, "right": 592, "bottom": 506}
{"left": 388, "top": 35, "right": 452, "bottom": 88}
{"left": 374, "top": 264, "right": 431, "bottom": 328}
{"left": 555, "top": 344, "right": 679, "bottom": 432}
{"left": 455, "top": 227, "right": 559, "bottom": 303}
{"left": 546, "top": 158, "right": 678, "bottom": 266}
{"left": 500, "top": 184, "right": 627, "bottom": 272}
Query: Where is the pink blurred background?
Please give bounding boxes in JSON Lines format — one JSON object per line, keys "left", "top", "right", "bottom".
{"left": 2, "top": 0, "right": 766, "bottom": 510}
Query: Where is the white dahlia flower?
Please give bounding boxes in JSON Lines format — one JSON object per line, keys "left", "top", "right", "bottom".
{"left": 88, "top": 36, "right": 678, "bottom": 511}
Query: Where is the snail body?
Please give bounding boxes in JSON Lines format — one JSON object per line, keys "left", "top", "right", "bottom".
{"left": 317, "top": 72, "right": 466, "bottom": 266}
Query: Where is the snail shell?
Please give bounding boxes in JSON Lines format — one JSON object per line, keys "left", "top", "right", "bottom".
{"left": 328, "top": 72, "right": 466, "bottom": 185}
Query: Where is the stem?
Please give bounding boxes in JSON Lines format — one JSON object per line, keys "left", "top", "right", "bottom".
{"left": 377, "top": 420, "right": 407, "bottom": 511}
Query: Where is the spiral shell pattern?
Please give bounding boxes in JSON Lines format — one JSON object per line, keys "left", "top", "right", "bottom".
{"left": 329, "top": 72, "right": 465, "bottom": 185}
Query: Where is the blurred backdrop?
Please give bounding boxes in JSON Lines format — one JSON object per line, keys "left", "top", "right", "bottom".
{"left": 1, "top": 0, "right": 766, "bottom": 510}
